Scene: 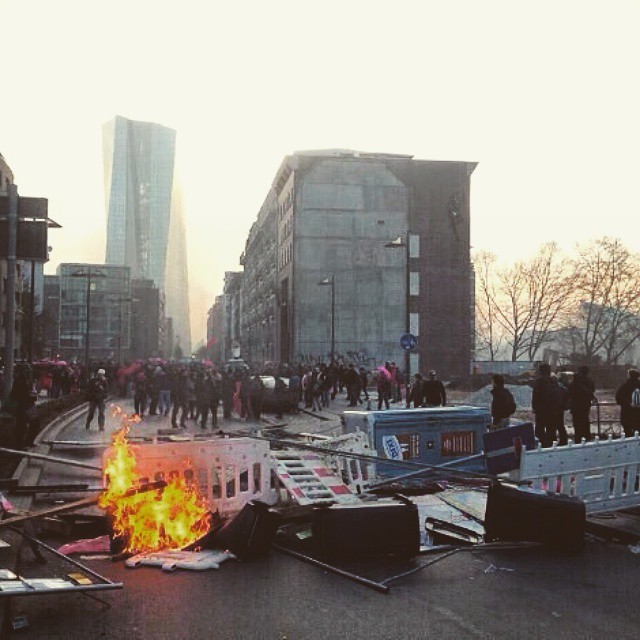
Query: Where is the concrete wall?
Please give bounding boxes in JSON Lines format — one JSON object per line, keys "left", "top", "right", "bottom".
{"left": 294, "top": 158, "right": 408, "bottom": 367}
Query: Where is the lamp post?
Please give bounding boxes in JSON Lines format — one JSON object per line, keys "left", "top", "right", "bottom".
{"left": 318, "top": 275, "right": 335, "bottom": 365}
{"left": 385, "top": 234, "right": 411, "bottom": 394}
{"left": 70, "top": 267, "right": 106, "bottom": 369}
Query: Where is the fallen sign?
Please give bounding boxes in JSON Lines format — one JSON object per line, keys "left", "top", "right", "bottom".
{"left": 125, "top": 550, "right": 235, "bottom": 572}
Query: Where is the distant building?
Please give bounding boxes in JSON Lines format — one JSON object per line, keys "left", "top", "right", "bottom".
{"left": 131, "top": 278, "right": 164, "bottom": 360}
{"left": 40, "top": 275, "right": 60, "bottom": 358}
{"left": 0, "top": 153, "right": 24, "bottom": 361}
{"left": 57, "top": 263, "right": 130, "bottom": 363}
{"left": 206, "top": 296, "right": 224, "bottom": 363}
{"left": 103, "top": 115, "right": 191, "bottom": 354}
{"left": 224, "top": 150, "right": 475, "bottom": 378}
{"left": 239, "top": 190, "right": 278, "bottom": 366}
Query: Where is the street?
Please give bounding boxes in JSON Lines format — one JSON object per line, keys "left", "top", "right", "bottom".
{"left": 2, "top": 399, "right": 640, "bottom": 639}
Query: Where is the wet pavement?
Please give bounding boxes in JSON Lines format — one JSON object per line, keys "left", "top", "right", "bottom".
{"left": 2, "top": 397, "right": 640, "bottom": 638}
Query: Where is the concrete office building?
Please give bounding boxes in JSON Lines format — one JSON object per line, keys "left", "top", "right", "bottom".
{"left": 103, "top": 115, "right": 191, "bottom": 355}
{"left": 131, "top": 278, "right": 165, "bottom": 360}
{"left": 233, "top": 150, "right": 475, "bottom": 378}
{"left": 58, "top": 263, "right": 131, "bottom": 362}
{"left": 239, "top": 190, "right": 278, "bottom": 366}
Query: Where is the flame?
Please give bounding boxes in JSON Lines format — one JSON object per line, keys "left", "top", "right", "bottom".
{"left": 99, "top": 405, "right": 211, "bottom": 553}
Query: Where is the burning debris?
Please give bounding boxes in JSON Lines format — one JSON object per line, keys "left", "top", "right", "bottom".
{"left": 98, "top": 406, "right": 211, "bottom": 554}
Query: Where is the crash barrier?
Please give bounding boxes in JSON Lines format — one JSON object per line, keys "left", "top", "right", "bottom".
{"left": 271, "top": 449, "right": 361, "bottom": 506}
{"left": 302, "top": 432, "right": 377, "bottom": 494}
{"left": 517, "top": 433, "right": 640, "bottom": 514}
{"left": 102, "top": 438, "right": 278, "bottom": 517}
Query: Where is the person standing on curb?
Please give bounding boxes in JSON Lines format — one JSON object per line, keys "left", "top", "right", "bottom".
{"left": 85, "top": 368, "right": 108, "bottom": 432}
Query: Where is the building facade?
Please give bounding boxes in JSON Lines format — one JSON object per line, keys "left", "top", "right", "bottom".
{"left": 41, "top": 274, "right": 60, "bottom": 357}
{"left": 0, "top": 152, "right": 24, "bottom": 361}
{"left": 226, "top": 150, "right": 475, "bottom": 379}
{"left": 57, "top": 263, "right": 131, "bottom": 363}
{"left": 239, "top": 190, "right": 278, "bottom": 366}
{"left": 103, "top": 115, "right": 191, "bottom": 354}
{"left": 131, "top": 278, "right": 164, "bottom": 360}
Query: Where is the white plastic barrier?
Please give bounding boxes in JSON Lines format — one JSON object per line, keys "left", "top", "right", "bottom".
{"left": 517, "top": 433, "right": 640, "bottom": 514}
{"left": 103, "top": 437, "right": 278, "bottom": 517}
{"left": 302, "top": 431, "right": 377, "bottom": 495}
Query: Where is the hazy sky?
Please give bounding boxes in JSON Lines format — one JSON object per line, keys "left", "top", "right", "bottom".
{"left": 1, "top": 0, "right": 639, "bottom": 345}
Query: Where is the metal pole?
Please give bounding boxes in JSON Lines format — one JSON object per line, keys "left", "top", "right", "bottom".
{"left": 405, "top": 231, "right": 411, "bottom": 405}
{"left": 330, "top": 275, "right": 335, "bottom": 365}
{"left": 3, "top": 184, "right": 18, "bottom": 401}
{"left": 0, "top": 446, "right": 102, "bottom": 471}
{"left": 117, "top": 297, "right": 122, "bottom": 365}
{"left": 28, "top": 260, "right": 35, "bottom": 363}
{"left": 85, "top": 268, "right": 91, "bottom": 370}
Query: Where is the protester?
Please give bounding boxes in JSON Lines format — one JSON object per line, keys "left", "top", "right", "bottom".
{"left": 133, "top": 372, "right": 148, "bottom": 418}
{"left": 490, "top": 374, "right": 517, "bottom": 429}
{"left": 249, "top": 373, "right": 265, "bottom": 421}
{"left": 10, "top": 365, "right": 36, "bottom": 449}
{"left": 423, "top": 370, "right": 446, "bottom": 407}
{"left": 377, "top": 364, "right": 392, "bottom": 410}
{"left": 615, "top": 369, "right": 640, "bottom": 438}
{"left": 170, "top": 369, "right": 189, "bottom": 428}
{"left": 569, "top": 366, "right": 596, "bottom": 442}
{"left": 359, "top": 367, "right": 369, "bottom": 402}
{"left": 532, "top": 363, "right": 566, "bottom": 447}
{"left": 407, "top": 373, "right": 424, "bottom": 408}
{"left": 85, "top": 368, "right": 108, "bottom": 431}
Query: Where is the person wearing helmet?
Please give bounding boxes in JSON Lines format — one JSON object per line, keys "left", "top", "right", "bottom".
{"left": 85, "top": 369, "right": 108, "bottom": 431}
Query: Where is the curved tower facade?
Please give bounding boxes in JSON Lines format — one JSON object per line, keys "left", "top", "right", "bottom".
{"left": 103, "top": 116, "right": 191, "bottom": 353}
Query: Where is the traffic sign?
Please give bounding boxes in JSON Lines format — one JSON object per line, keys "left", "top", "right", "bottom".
{"left": 400, "top": 333, "right": 418, "bottom": 351}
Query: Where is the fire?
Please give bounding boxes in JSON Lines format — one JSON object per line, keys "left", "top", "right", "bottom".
{"left": 99, "top": 405, "right": 211, "bottom": 553}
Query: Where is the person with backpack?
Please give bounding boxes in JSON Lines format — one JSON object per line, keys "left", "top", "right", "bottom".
{"left": 615, "top": 369, "right": 640, "bottom": 438}
{"left": 490, "top": 374, "right": 517, "bottom": 429}
{"left": 85, "top": 368, "right": 108, "bottom": 431}
{"left": 532, "top": 363, "right": 566, "bottom": 447}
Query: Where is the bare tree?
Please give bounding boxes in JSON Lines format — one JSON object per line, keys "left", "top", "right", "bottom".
{"left": 569, "top": 237, "right": 640, "bottom": 364}
{"left": 473, "top": 250, "right": 504, "bottom": 360}
{"left": 486, "top": 243, "right": 571, "bottom": 362}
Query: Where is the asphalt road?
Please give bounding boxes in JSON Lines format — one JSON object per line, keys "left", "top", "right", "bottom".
{"left": 3, "top": 399, "right": 640, "bottom": 639}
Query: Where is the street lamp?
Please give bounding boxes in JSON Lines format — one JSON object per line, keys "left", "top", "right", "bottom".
{"left": 318, "top": 275, "right": 335, "bottom": 365}
{"left": 70, "top": 267, "right": 106, "bottom": 369}
{"left": 385, "top": 234, "right": 411, "bottom": 396}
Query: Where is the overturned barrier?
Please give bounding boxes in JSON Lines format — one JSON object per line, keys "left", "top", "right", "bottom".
{"left": 517, "top": 433, "right": 640, "bottom": 514}
{"left": 102, "top": 438, "right": 279, "bottom": 518}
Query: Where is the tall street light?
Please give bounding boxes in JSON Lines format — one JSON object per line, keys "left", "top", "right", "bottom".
{"left": 318, "top": 275, "right": 335, "bottom": 365}
{"left": 385, "top": 234, "right": 411, "bottom": 394}
{"left": 70, "top": 267, "right": 106, "bottom": 369}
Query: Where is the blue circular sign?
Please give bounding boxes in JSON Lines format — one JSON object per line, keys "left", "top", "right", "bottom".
{"left": 400, "top": 333, "right": 418, "bottom": 351}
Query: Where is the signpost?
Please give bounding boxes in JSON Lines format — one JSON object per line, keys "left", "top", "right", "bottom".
{"left": 400, "top": 333, "right": 417, "bottom": 351}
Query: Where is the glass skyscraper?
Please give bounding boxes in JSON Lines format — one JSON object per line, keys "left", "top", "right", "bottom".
{"left": 103, "top": 115, "right": 191, "bottom": 354}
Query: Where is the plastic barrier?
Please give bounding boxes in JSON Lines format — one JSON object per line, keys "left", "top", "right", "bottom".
{"left": 103, "top": 438, "right": 278, "bottom": 518}
{"left": 517, "top": 433, "right": 640, "bottom": 514}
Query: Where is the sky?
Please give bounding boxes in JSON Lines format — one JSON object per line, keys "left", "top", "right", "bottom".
{"left": 1, "top": 0, "right": 639, "bottom": 346}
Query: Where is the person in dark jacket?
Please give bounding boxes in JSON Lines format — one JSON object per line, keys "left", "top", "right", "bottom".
{"left": 133, "top": 373, "right": 148, "bottom": 418}
{"left": 274, "top": 374, "right": 287, "bottom": 420}
{"left": 615, "top": 369, "right": 640, "bottom": 438}
{"left": 248, "top": 374, "right": 265, "bottom": 421}
{"left": 532, "top": 363, "right": 566, "bottom": 447}
{"left": 569, "top": 366, "right": 596, "bottom": 442}
{"left": 490, "top": 374, "right": 516, "bottom": 428}
{"left": 422, "top": 370, "right": 446, "bottom": 407}
{"left": 407, "top": 373, "right": 424, "bottom": 408}
{"left": 10, "top": 366, "right": 36, "bottom": 449}
{"left": 220, "top": 370, "right": 234, "bottom": 419}
{"left": 85, "top": 368, "right": 108, "bottom": 431}
{"left": 170, "top": 369, "right": 189, "bottom": 428}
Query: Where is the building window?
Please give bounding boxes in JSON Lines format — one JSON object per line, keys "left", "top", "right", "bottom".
{"left": 409, "top": 272, "right": 420, "bottom": 296}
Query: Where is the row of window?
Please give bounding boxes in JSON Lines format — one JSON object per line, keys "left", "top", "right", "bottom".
{"left": 280, "top": 243, "right": 293, "bottom": 268}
